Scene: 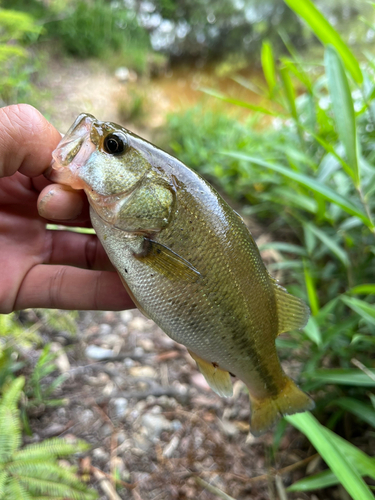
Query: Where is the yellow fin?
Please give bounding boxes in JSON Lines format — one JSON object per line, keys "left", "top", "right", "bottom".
{"left": 274, "top": 284, "right": 310, "bottom": 335}
{"left": 249, "top": 377, "right": 315, "bottom": 437}
{"left": 188, "top": 350, "right": 233, "bottom": 398}
{"left": 136, "top": 239, "right": 201, "bottom": 283}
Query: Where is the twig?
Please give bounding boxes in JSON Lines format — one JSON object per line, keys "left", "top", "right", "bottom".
{"left": 275, "top": 475, "right": 288, "bottom": 500}
{"left": 194, "top": 476, "right": 237, "bottom": 500}
{"left": 244, "top": 453, "right": 319, "bottom": 484}
{"left": 351, "top": 358, "right": 375, "bottom": 383}
{"left": 91, "top": 465, "right": 135, "bottom": 490}
{"left": 92, "top": 467, "right": 123, "bottom": 500}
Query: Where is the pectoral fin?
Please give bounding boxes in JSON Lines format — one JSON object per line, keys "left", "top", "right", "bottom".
{"left": 188, "top": 350, "right": 233, "bottom": 398}
{"left": 274, "top": 284, "right": 310, "bottom": 336}
{"left": 135, "top": 239, "right": 201, "bottom": 283}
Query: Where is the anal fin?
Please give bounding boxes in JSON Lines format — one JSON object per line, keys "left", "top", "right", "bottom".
{"left": 188, "top": 350, "right": 233, "bottom": 398}
{"left": 274, "top": 284, "right": 310, "bottom": 335}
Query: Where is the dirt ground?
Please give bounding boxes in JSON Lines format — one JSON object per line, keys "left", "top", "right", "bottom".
{"left": 24, "top": 58, "right": 335, "bottom": 500}
{"left": 24, "top": 307, "right": 330, "bottom": 500}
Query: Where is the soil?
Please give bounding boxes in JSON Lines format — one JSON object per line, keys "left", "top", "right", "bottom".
{"left": 23, "top": 58, "right": 330, "bottom": 500}
{"left": 23, "top": 307, "right": 325, "bottom": 500}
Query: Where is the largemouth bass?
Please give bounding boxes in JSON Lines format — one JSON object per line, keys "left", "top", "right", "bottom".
{"left": 48, "top": 113, "right": 314, "bottom": 436}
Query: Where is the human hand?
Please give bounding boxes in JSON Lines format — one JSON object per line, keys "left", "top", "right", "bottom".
{"left": 0, "top": 104, "right": 134, "bottom": 313}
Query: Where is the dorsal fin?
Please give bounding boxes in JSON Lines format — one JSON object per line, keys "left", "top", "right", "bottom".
{"left": 274, "top": 284, "right": 310, "bottom": 335}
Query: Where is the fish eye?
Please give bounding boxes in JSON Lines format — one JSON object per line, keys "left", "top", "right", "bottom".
{"left": 103, "top": 133, "right": 127, "bottom": 155}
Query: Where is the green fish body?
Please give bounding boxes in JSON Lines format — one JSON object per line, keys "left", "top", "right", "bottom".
{"left": 49, "top": 113, "right": 314, "bottom": 436}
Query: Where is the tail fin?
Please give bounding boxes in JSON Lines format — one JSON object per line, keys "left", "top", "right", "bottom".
{"left": 249, "top": 378, "right": 314, "bottom": 437}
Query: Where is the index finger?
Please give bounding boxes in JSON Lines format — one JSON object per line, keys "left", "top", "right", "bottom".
{"left": 0, "top": 104, "right": 61, "bottom": 178}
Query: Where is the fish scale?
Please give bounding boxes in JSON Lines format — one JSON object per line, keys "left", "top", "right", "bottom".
{"left": 48, "top": 113, "right": 315, "bottom": 436}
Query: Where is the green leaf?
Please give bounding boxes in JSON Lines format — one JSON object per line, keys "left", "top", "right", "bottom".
{"left": 304, "top": 316, "right": 322, "bottom": 346}
{"left": 286, "top": 412, "right": 374, "bottom": 500}
{"left": 224, "top": 153, "right": 373, "bottom": 229}
{"left": 303, "top": 260, "right": 319, "bottom": 315}
{"left": 341, "top": 295, "right": 375, "bottom": 326}
{"left": 349, "top": 284, "right": 375, "bottom": 295}
{"left": 280, "top": 57, "right": 313, "bottom": 93}
{"left": 200, "top": 88, "right": 277, "bottom": 116}
{"left": 304, "top": 368, "right": 375, "bottom": 386}
{"left": 304, "top": 222, "right": 350, "bottom": 267}
{"left": 283, "top": 0, "right": 363, "bottom": 83}
{"left": 325, "top": 46, "right": 359, "bottom": 186}
{"left": 280, "top": 66, "right": 298, "bottom": 121}
{"left": 352, "top": 335, "right": 375, "bottom": 345}
{"left": 335, "top": 397, "right": 375, "bottom": 428}
{"left": 258, "top": 242, "right": 307, "bottom": 256}
{"left": 288, "top": 469, "right": 338, "bottom": 492}
{"left": 261, "top": 41, "right": 277, "bottom": 96}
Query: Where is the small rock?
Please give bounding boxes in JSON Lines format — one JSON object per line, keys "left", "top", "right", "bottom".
{"left": 85, "top": 345, "right": 114, "bottom": 360}
{"left": 218, "top": 419, "right": 239, "bottom": 437}
{"left": 113, "top": 398, "right": 128, "bottom": 418}
{"left": 49, "top": 342, "right": 70, "bottom": 373}
{"left": 141, "top": 413, "right": 172, "bottom": 441}
{"left": 92, "top": 447, "right": 109, "bottom": 462}
{"left": 134, "top": 346, "right": 144, "bottom": 357}
{"left": 163, "top": 435, "right": 180, "bottom": 458}
{"left": 128, "top": 316, "right": 149, "bottom": 332}
{"left": 124, "top": 357, "right": 135, "bottom": 368}
{"left": 129, "top": 365, "right": 157, "bottom": 378}
{"left": 138, "top": 338, "right": 155, "bottom": 352}
{"left": 42, "top": 423, "right": 66, "bottom": 437}
{"left": 100, "top": 424, "right": 113, "bottom": 438}
{"left": 81, "top": 409, "right": 94, "bottom": 424}
{"left": 133, "top": 433, "right": 152, "bottom": 452}
{"left": 98, "top": 323, "right": 112, "bottom": 336}
{"left": 115, "top": 66, "right": 129, "bottom": 82}
{"left": 117, "top": 431, "right": 127, "bottom": 444}
{"left": 191, "top": 372, "right": 211, "bottom": 392}
{"left": 120, "top": 310, "right": 133, "bottom": 324}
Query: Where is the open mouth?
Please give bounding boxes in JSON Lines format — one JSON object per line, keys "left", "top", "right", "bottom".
{"left": 45, "top": 114, "right": 96, "bottom": 190}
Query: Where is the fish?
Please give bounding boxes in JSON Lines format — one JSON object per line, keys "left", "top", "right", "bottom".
{"left": 47, "top": 113, "right": 314, "bottom": 436}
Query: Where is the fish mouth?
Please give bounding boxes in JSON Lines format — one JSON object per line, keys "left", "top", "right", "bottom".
{"left": 45, "top": 113, "right": 97, "bottom": 189}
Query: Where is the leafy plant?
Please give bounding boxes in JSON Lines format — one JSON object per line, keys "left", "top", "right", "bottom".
{"left": 165, "top": 0, "right": 375, "bottom": 497}
{"left": 0, "top": 377, "right": 97, "bottom": 499}
{"left": 25, "top": 344, "right": 68, "bottom": 410}
{"left": 47, "top": 0, "right": 151, "bottom": 73}
{"left": 0, "top": 8, "right": 42, "bottom": 104}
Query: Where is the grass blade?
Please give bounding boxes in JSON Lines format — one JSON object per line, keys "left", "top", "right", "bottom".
{"left": 304, "top": 368, "right": 375, "bottom": 386}
{"left": 303, "top": 316, "right": 322, "bottom": 346}
{"left": 349, "top": 284, "right": 375, "bottom": 295}
{"left": 288, "top": 469, "right": 338, "bottom": 492}
{"left": 325, "top": 46, "right": 359, "bottom": 187}
{"left": 261, "top": 41, "right": 277, "bottom": 96}
{"left": 304, "top": 222, "right": 350, "bottom": 267}
{"left": 335, "top": 397, "right": 375, "bottom": 427}
{"left": 286, "top": 412, "right": 374, "bottom": 500}
{"left": 303, "top": 260, "right": 319, "bottom": 315}
{"left": 200, "top": 88, "right": 277, "bottom": 116}
{"left": 341, "top": 296, "right": 375, "bottom": 326}
{"left": 224, "top": 152, "right": 373, "bottom": 228}
{"left": 283, "top": 0, "right": 363, "bottom": 83}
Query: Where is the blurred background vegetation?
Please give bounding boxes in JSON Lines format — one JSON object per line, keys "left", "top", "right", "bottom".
{"left": 1, "top": 0, "right": 375, "bottom": 499}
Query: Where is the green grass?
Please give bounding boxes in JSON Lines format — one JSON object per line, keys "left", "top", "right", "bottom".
{"left": 165, "top": 0, "right": 375, "bottom": 496}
